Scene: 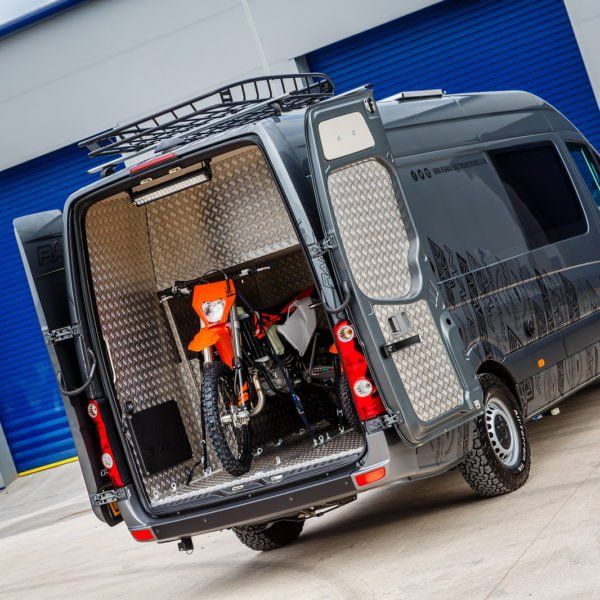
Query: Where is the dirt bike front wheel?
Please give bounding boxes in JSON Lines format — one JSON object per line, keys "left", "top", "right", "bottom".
{"left": 202, "top": 361, "right": 252, "bottom": 476}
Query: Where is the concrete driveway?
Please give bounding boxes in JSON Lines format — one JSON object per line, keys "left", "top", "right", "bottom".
{"left": 1, "top": 384, "right": 600, "bottom": 600}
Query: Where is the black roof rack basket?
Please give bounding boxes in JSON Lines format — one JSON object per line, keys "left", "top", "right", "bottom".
{"left": 79, "top": 73, "right": 334, "bottom": 166}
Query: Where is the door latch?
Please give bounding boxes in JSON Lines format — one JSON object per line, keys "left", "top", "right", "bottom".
{"left": 90, "top": 487, "right": 130, "bottom": 507}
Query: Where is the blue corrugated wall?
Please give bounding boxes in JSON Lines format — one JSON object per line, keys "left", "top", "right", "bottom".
{"left": 307, "top": 0, "right": 600, "bottom": 151}
{"left": 0, "top": 145, "right": 103, "bottom": 473}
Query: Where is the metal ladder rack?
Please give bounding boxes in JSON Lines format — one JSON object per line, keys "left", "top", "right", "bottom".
{"left": 79, "top": 73, "right": 334, "bottom": 172}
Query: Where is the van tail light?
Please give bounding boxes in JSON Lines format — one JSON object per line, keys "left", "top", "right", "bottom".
{"left": 130, "top": 528, "right": 156, "bottom": 542}
{"left": 87, "top": 400, "right": 124, "bottom": 487}
{"left": 129, "top": 152, "right": 177, "bottom": 174}
{"left": 354, "top": 466, "right": 386, "bottom": 487}
{"left": 334, "top": 320, "right": 386, "bottom": 421}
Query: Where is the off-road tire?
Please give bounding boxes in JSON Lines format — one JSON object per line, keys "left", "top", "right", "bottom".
{"left": 337, "top": 374, "right": 359, "bottom": 428}
{"left": 233, "top": 519, "right": 305, "bottom": 551}
{"left": 459, "top": 374, "right": 530, "bottom": 497}
{"left": 202, "top": 361, "right": 252, "bottom": 476}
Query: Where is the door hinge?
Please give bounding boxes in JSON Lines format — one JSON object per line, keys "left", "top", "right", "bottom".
{"left": 44, "top": 324, "right": 80, "bottom": 344}
{"left": 309, "top": 234, "right": 338, "bottom": 258}
{"left": 364, "top": 412, "right": 402, "bottom": 434}
{"left": 90, "top": 487, "right": 130, "bottom": 507}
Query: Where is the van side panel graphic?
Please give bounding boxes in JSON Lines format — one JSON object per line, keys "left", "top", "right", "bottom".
{"left": 427, "top": 238, "right": 600, "bottom": 413}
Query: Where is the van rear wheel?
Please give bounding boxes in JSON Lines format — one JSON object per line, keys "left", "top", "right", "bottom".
{"left": 233, "top": 519, "right": 305, "bottom": 551}
{"left": 459, "top": 374, "right": 530, "bottom": 497}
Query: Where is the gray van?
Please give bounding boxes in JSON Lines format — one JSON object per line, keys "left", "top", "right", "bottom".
{"left": 14, "top": 74, "right": 600, "bottom": 551}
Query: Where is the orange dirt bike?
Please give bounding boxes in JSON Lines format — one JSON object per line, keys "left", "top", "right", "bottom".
{"left": 173, "top": 266, "right": 345, "bottom": 476}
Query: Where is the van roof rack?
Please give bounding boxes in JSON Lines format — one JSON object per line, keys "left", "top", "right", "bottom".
{"left": 79, "top": 73, "right": 334, "bottom": 169}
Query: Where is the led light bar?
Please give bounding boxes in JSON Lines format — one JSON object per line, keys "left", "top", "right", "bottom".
{"left": 130, "top": 161, "right": 211, "bottom": 206}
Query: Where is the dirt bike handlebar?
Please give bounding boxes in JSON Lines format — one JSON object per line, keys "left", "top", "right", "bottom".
{"left": 170, "top": 266, "right": 271, "bottom": 296}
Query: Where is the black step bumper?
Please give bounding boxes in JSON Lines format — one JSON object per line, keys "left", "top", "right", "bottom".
{"left": 122, "top": 470, "right": 357, "bottom": 542}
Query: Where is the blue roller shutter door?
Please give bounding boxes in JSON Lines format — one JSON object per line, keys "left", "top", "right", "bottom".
{"left": 307, "top": 0, "right": 600, "bottom": 150}
{"left": 0, "top": 144, "right": 103, "bottom": 473}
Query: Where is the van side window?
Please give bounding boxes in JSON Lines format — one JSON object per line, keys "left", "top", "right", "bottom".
{"left": 567, "top": 142, "right": 600, "bottom": 208}
{"left": 399, "top": 153, "right": 531, "bottom": 264}
{"left": 490, "top": 143, "right": 587, "bottom": 249}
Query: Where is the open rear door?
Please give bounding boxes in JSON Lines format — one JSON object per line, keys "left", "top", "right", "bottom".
{"left": 305, "top": 88, "right": 483, "bottom": 444}
{"left": 14, "top": 211, "right": 121, "bottom": 525}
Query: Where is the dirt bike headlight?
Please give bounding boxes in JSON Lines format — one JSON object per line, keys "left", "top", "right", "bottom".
{"left": 202, "top": 299, "right": 226, "bottom": 323}
{"left": 352, "top": 378, "right": 373, "bottom": 398}
{"left": 336, "top": 324, "right": 355, "bottom": 343}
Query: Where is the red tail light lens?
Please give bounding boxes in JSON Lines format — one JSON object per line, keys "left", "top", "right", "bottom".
{"left": 355, "top": 466, "right": 386, "bottom": 487}
{"left": 334, "top": 320, "right": 386, "bottom": 421}
{"left": 130, "top": 528, "right": 156, "bottom": 542}
{"left": 129, "top": 153, "right": 177, "bottom": 174}
{"left": 88, "top": 400, "right": 124, "bottom": 487}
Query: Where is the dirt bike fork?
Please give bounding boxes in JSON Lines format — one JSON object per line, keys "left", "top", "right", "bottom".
{"left": 230, "top": 302, "right": 250, "bottom": 414}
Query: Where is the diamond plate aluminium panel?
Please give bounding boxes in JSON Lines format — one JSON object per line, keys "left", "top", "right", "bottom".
{"left": 153, "top": 429, "right": 364, "bottom": 507}
{"left": 84, "top": 147, "right": 336, "bottom": 506}
{"left": 327, "top": 159, "right": 412, "bottom": 299}
{"left": 326, "top": 159, "right": 462, "bottom": 421}
{"left": 86, "top": 194, "right": 205, "bottom": 501}
{"left": 373, "top": 301, "right": 463, "bottom": 422}
{"left": 146, "top": 146, "right": 298, "bottom": 290}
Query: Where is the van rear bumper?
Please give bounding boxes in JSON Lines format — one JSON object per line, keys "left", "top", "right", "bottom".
{"left": 120, "top": 469, "right": 357, "bottom": 542}
{"left": 120, "top": 427, "right": 467, "bottom": 542}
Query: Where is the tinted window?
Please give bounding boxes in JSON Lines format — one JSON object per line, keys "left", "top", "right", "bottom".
{"left": 399, "top": 153, "right": 530, "bottom": 266}
{"left": 490, "top": 143, "right": 587, "bottom": 249}
{"left": 567, "top": 142, "right": 600, "bottom": 208}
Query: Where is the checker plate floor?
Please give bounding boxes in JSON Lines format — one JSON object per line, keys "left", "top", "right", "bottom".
{"left": 151, "top": 427, "right": 364, "bottom": 507}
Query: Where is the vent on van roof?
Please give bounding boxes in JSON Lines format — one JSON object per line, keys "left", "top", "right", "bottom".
{"left": 79, "top": 73, "right": 334, "bottom": 170}
{"left": 383, "top": 89, "right": 444, "bottom": 101}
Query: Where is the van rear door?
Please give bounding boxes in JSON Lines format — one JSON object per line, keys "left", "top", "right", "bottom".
{"left": 14, "top": 210, "right": 121, "bottom": 525}
{"left": 305, "top": 88, "right": 483, "bottom": 444}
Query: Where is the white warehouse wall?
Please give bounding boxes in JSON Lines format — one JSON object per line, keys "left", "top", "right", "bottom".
{"left": 0, "top": 0, "right": 441, "bottom": 171}
{"left": 565, "top": 0, "right": 600, "bottom": 108}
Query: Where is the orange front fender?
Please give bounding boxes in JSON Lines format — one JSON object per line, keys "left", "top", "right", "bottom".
{"left": 188, "top": 325, "right": 234, "bottom": 368}
{"left": 188, "top": 327, "right": 222, "bottom": 353}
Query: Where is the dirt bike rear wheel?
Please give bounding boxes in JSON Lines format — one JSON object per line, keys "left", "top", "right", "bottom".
{"left": 202, "top": 361, "right": 252, "bottom": 476}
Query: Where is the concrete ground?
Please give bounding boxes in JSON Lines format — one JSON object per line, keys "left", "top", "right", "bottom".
{"left": 1, "top": 384, "right": 600, "bottom": 600}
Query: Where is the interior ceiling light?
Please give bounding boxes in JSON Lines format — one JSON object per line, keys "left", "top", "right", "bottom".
{"left": 130, "top": 161, "right": 212, "bottom": 206}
